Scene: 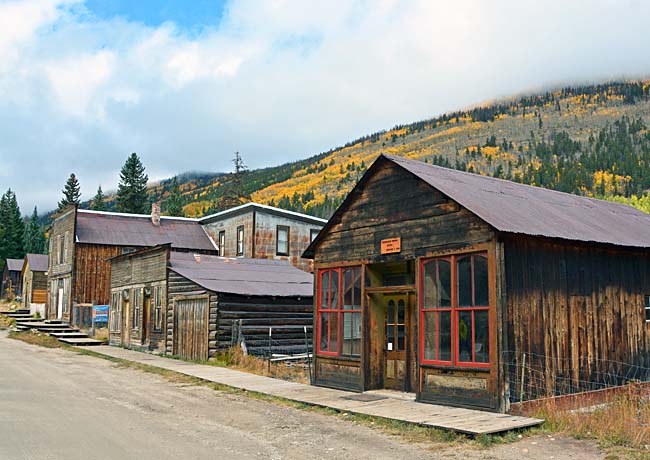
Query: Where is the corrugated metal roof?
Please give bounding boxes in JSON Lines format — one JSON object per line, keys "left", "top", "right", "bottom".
{"left": 385, "top": 154, "right": 650, "bottom": 248}
{"left": 5, "top": 259, "right": 24, "bottom": 272}
{"left": 169, "top": 251, "right": 313, "bottom": 297}
{"left": 25, "top": 254, "right": 48, "bottom": 272}
{"left": 76, "top": 210, "right": 216, "bottom": 251}
{"left": 200, "top": 202, "right": 328, "bottom": 225}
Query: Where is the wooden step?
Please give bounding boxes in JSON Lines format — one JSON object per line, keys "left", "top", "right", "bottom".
{"left": 49, "top": 332, "right": 87, "bottom": 338}
{"left": 11, "top": 317, "right": 41, "bottom": 322}
{"left": 58, "top": 337, "right": 104, "bottom": 346}
{"left": 44, "top": 328, "right": 80, "bottom": 334}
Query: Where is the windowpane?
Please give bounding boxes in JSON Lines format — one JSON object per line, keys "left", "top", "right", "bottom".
{"left": 320, "top": 312, "right": 329, "bottom": 351}
{"left": 423, "top": 311, "right": 436, "bottom": 361}
{"left": 342, "top": 311, "right": 361, "bottom": 356}
{"left": 475, "top": 310, "right": 489, "bottom": 363}
{"left": 329, "top": 311, "right": 338, "bottom": 351}
{"left": 387, "top": 299, "right": 395, "bottom": 325}
{"left": 439, "top": 311, "right": 452, "bottom": 361}
{"left": 474, "top": 256, "right": 489, "bottom": 306}
{"left": 277, "top": 226, "right": 289, "bottom": 255}
{"left": 458, "top": 310, "right": 473, "bottom": 362}
{"left": 423, "top": 262, "right": 437, "bottom": 306}
{"left": 457, "top": 257, "right": 472, "bottom": 307}
{"left": 438, "top": 260, "right": 451, "bottom": 307}
{"left": 397, "top": 299, "right": 405, "bottom": 324}
{"left": 330, "top": 271, "right": 339, "bottom": 309}
{"left": 342, "top": 267, "right": 362, "bottom": 308}
{"left": 320, "top": 271, "right": 329, "bottom": 309}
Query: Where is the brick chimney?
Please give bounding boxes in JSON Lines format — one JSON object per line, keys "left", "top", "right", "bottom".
{"left": 151, "top": 202, "right": 161, "bottom": 226}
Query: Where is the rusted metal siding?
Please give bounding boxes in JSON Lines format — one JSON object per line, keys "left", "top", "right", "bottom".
{"left": 202, "top": 213, "right": 254, "bottom": 258}
{"left": 502, "top": 235, "right": 650, "bottom": 405}
{"left": 253, "top": 211, "right": 321, "bottom": 272}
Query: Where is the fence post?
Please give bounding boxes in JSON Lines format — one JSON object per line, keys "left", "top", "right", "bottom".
{"left": 519, "top": 353, "right": 526, "bottom": 416}
{"left": 304, "top": 326, "right": 312, "bottom": 384}
{"left": 267, "top": 327, "right": 272, "bottom": 373}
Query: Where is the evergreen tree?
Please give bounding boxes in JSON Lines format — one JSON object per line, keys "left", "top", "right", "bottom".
{"left": 90, "top": 185, "right": 107, "bottom": 211}
{"left": 166, "top": 176, "right": 184, "bottom": 217}
{"left": 0, "top": 189, "right": 25, "bottom": 264}
{"left": 212, "top": 152, "right": 250, "bottom": 212}
{"left": 116, "top": 153, "right": 149, "bottom": 214}
{"left": 58, "top": 173, "right": 81, "bottom": 211}
{"left": 23, "top": 207, "right": 46, "bottom": 254}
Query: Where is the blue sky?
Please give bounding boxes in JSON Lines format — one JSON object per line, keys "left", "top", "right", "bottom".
{"left": 1, "top": 0, "right": 650, "bottom": 213}
{"left": 84, "top": 0, "right": 227, "bottom": 31}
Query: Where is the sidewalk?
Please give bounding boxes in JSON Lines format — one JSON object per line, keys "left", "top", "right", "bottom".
{"left": 88, "top": 345, "right": 543, "bottom": 435}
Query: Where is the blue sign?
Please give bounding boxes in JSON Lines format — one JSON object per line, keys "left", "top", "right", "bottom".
{"left": 93, "top": 305, "right": 109, "bottom": 324}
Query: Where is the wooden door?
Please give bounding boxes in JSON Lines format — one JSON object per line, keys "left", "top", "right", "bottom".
{"left": 122, "top": 298, "right": 131, "bottom": 346}
{"left": 143, "top": 294, "right": 151, "bottom": 345}
{"left": 384, "top": 294, "right": 409, "bottom": 391}
{"left": 173, "top": 297, "right": 209, "bottom": 361}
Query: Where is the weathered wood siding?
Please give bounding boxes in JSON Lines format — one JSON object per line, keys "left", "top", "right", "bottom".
{"left": 109, "top": 247, "right": 168, "bottom": 352}
{"left": 312, "top": 161, "right": 498, "bottom": 408}
{"left": 21, "top": 265, "right": 47, "bottom": 308}
{"left": 503, "top": 235, "right": 650, "bottom": 403}
{"left": 314, "top": 161, "right": 494, "bottom": 265}
{"left": 216, "top": 294, "right": 313, "bottom": 355}
{"left": 73, "top": 244, "right": 123, "bottom": 306}
{"left": 166, "top": 270, "right": 218, "bottom": 359}
{"left": 46, "top": 207, "right": 75, "bottom": 320}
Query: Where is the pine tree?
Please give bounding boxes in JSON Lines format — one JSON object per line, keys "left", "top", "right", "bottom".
{"left": 91, "top": 185, "right": 107, "bottom": 211}
{"left": 23, "top": 207, "right": 46, "bottom": 254}
{"left": 0, "top": 189, "right": 25, "bottom": 264}
{"left": 165, "top": 176, "right": 184, "bottom": 217}
{"left": 58, "top": 173, "right": 81, "bottom": 211}
{"left": 116, "top": 153, "right": 149, "bottom": 214}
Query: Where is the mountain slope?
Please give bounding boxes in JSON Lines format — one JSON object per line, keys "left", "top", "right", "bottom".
{"left": 93, "top": 80, "right": 650, "bottom": 218}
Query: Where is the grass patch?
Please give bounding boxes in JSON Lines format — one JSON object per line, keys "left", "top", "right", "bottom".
{"left": 8, "top": 330, "right": 64, "bottom": 348}
{"left": 532, "top": 388, "right": 650, "bottom": 458}
{"left": 208, "top": 347, "right": 308, "bottom": 383}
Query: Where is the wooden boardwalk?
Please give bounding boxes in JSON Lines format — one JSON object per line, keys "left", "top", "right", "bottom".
{"left": 89, "top": 346, "right": 543, "bottom": 435}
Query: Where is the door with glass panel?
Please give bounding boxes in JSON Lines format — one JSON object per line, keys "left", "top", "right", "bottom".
{"left": 384, "top": 294, "right": 409, "bottom": 391}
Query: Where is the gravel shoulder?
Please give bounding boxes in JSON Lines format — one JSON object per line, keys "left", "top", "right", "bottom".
{"left": 0, "top": 333, "right": 605, "bottom": 460}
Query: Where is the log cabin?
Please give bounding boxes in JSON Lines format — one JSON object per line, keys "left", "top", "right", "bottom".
{"left": 109, "top": 244, "right": 313, "bottom": 360}
{"left": 200, "top": 202, "right": 327, "bottom": 272}
{"left": 1, "top": 258, "right": 23, "bottom": 300}
{"left": 303, "top": 154, "right": 650, "bottom": 413}
{"left": 21, "top": 254, "right": 48, "bottom": 316}
{"left": 47, "top": 204, "right": 217, "bottom": 323}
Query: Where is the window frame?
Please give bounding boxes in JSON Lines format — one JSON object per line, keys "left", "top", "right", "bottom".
{"left": 133, "top": 288, "right": 141, "bottom": 331}
{"left": 645, "top": 295, "right": 650, "bottom": 322}
{"left": 419, "top": 251, "right": 491, "bottom": 369}
{"left": 236, "top": 225, "right": 244, "bottom": 256}
{"left": 154, "top": 285, "right": 164, "bottom": 332}
{"left": 218, "top": 230, "right": 226, "bottom": 257}
{"left": 317, "top": 266, "right": 362, "bottom": 358}
{"left": 276, "top": 225, "right": 290, "bottom": 256}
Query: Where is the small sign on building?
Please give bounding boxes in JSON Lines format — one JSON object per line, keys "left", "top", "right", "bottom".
{"left": 380, "top": 237, "right": 401, "bottom": 254}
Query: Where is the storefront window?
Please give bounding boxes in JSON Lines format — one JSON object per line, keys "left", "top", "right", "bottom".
{"left": 420, "top": 252, "right": 490, "bottom": 368}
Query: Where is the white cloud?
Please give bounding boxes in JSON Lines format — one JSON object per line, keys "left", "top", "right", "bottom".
{"left": 1, "top": 0, "right": 650, "bottom": 213}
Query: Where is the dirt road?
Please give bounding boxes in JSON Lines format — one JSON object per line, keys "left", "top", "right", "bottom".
{"left": 0, "top": 333, "right": 604, "bottom": 460}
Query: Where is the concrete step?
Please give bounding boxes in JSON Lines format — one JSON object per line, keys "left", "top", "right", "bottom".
{"left": 58, "top": 337, "right": 104, "bottom": 346}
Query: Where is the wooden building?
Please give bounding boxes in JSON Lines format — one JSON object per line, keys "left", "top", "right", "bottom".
{"left": 200, "top": 202, "right": 327, "bottom": 272}
{"left": 21, "top": 254, "right": 49, "bottom": 314}
{"left": 109, "top": 245, "right": 314, "bottom": 360}
{"left": 47, "top": 204, "right": 217, "bottom": 322}
{"left": 303, "top": 154, "right": 650, "bottom": 412}
{"left": 1, "top": 258, "right": 23, "bottom": 300}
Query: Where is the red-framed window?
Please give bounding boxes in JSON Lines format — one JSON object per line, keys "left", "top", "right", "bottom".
{"left": 420, "top": 252, "right": 490, "bottom": 368}
{"left": 318, "top": 267, "right": 362, "bottom": 357}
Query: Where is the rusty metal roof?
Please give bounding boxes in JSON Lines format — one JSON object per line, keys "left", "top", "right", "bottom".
{"left": 76, "top": 210, "right": 216, "bottom": 251}
{"left": 386, "top": 154, "right": 650, "bottom": 248}
{"left": 169, "top": 251, "right": 313, "bottom": 297}
{"left": 5, "top": 259, "right": 24, "bottom": 272}
{"left": 25, "top": 254, "right": 48, "bottom": 272}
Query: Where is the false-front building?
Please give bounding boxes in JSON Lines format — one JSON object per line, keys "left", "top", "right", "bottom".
{"left": 47, "top": 205, "right": 217, "bottom": 322}
{"left": 21, "top": 254, "right": 49, "bottom": 314}
{"left": 200, "top": 203, "right": 327, "bottom": 272}
{"left": 109, "top": 245, "right": 314, "bottom": 360}
{"left": 303, "top": 154, "right": 650, "bottom": 412}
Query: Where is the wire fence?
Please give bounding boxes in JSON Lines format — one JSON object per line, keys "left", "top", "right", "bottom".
{"left": 502, "top": 350, "right": 650, "bottom": 405}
